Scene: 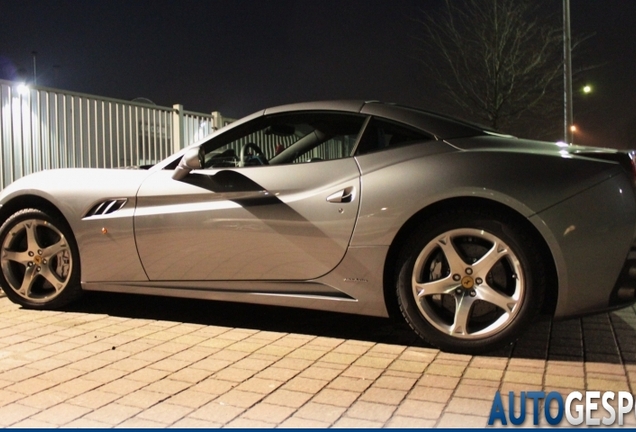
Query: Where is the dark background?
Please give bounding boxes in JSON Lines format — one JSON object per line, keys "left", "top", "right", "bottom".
{"left": 1, "top": 0, "right": 635, "bottom": 148}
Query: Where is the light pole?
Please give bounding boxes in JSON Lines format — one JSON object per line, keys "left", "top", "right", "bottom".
{"left": 31, "top": 51, "right": 37, "bottom": 86}
{"left": 563, "top": 0, "right": 573, "bottom": 144}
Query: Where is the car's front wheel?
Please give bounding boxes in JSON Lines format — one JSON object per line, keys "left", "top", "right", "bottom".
{"left": 397, "top": 208, "right": 545, "bottom": 354}
{"left": 0, "top": 208, "right": 82, "bottom": 309}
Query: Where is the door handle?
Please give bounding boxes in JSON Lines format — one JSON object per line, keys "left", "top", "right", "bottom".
{"left": 327, "top": 186, "right": 355, "bottom": 203}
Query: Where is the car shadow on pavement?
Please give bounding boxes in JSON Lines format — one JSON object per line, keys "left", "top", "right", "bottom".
{"left": 65, "top": 291, "right": 636, "bottom": 365}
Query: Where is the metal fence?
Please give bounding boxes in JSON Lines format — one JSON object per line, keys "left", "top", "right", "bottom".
{"left": 0, "top": 79, "right": 230, "bottom": 190}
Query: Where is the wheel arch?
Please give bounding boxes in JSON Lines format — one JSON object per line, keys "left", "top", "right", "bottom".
{"left": 382, "top": 197, "right": 558, "bottom": 320}
{"left": 0, "top": 195, "right": 70, "bottom": 229}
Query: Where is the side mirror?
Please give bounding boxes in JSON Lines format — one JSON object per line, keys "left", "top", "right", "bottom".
{"left": 172, "top": 147, "right": 204, "bottom": 180}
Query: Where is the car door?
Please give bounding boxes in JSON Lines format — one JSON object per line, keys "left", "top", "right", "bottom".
{"left": 133, "top": 112, "right": 366, "bottom": 281}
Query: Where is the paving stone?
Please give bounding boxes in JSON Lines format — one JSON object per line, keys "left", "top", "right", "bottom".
{"left": 341, "top": 365, "right": 383, "bottom": 380}
{"left": 417, "top": 374, "right": 460, "bottom": 389}
{"left": 445, "top": 396, "right": 494, "bottom": 416}
{"left": 255, "top": 366, "right": 300, "bottom": 381}
{"left": 189, "top": 401, "right": 245, "bottom": 424}
{"left": 503, "top": 370, "right": 543, "bottom": 385}
{"left": 359, "top": 387, "right": 407, "bottom": 405}
{"left": 51, "top": 377, "right": 103, "bottom": 396}
{"left": 394, "top": 399, "right": 444, "bottom": 420}
{"left": 287, "top": 348, "right": 327, "bottom": 361}
{"left": 299, "top": 366, "right": 342, "bottom": 381}
{"left": 272, "top": 358, "right": 313, "bottom": 371}
{"left": 0, "top": 402, "right": 41, "bottom": 426}
{"left": 352, "top": 355, "right": 394, "bottom": 369}
{"left": 385, "top": 415, "right": 436, "bottom": 427}
{"left": 136, "top": 401, "right": 194, "bottom": 424}
{"left": 389, "top": 359, "right": 429, "bottom": 373}
{"left": 17, "top": 389, "right": 70, "bottom": 410}
{"left": 291, "top": 401, "right": 345, "bottom": 423}
{"left": 143, "top": 378, "right": 192, "bottom": 395}
{"left": 264, "top": 388, "right": 313, "bottom": 408}
{"left": 407, "top": 385, "right": 453, "bottom": 403}
{"left": 453, "top": 382, "right": 499, "bottom": 401}
{"left": 233, "top": 356, "right": 276, "bottom": 371}
{"left": 98, "top": 377, "right": 148, "bottom": 395}
{"left": 345, "top": 400, "right": 396, "bottom": 422}
{"left": 29, "top": 402, "right": 92, "bottom": 426}
{"left": 311, "top": 388, "right": 359, "bottom": 407}
{"left": 332, "top": 416, "right": 384, "bottom": 427}
{"left": 328, "top": 376, "right": 373, "bottom": 392}
{"left": 117, "top": 389, "right": 169, "bottom": 409}
{"left": 213, "top": 389, "right": 264, "bottom": 408}
{"left": 170, "top": 417, "right": 223, "bottom": 428}
{"left": 225, "top": 417, "right": 276, "bottom": 427}
{"left": 463, "top": 367, "right": 504, "bottom": 381}
{"left": 126, "top": 367, "right": 171, "bottom": 383}
{"left": 437, "top": 412, "right": 489, "bottom": 427}
{"left": 235, "top": 377, "right": 282, "bottom": 395}
{"left": 282, "top": 376, "right": 328, "bottom": 394}
{"left": 9, "top": 418, "right": 57, "bottom": 428}
{"left": 67, "top": 389, "right": 121, "bottom": 409}
{"left": 278, "top": 416, "right": 332, "bottom": 428}
{"left": 118, "top": 417, "right": 168, "bottom": 427}
{"left": 191, "top": 378, "right": 236, "bottom": 395}
{"left": 241, "top": 402, "right": 295, "bottom": 423}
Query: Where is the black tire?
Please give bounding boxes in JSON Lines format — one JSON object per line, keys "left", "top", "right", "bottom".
{"left": 0, "top": 208, "right": 82, "bottom": 309}
{"left": 396, "top": 208, "right": 545, "bottom": 354}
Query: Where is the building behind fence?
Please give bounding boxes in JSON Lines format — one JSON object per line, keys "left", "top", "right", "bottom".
{"left": 0, "top": 79, "right": 232, "bottom": 190}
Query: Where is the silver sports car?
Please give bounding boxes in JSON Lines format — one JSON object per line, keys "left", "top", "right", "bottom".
{"left": 1, "top": 100, "right": 635, "bottom": 354}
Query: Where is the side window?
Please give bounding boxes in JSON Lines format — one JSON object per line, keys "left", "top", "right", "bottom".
{"left": 202, "top": 113, "right": 366, "bottom": 168}
{"left": 355, "top": 118, "right": 433, "bottom": 156}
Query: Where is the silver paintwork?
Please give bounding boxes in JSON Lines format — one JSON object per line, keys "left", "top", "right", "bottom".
{"left": 0, "top": 100, "right": 635, "bottom": 326}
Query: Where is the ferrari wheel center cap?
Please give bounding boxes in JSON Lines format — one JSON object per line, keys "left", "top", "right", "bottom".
{"left": 33, "top": 255, "right": 42, "bottom": 265}
{"left": 461, "top": 276, "right": 474, "bottom": 289}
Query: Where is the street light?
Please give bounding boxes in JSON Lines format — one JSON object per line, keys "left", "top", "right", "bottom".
{"left": 563, "top": 0, "right": 573, "bottom": 144}
{"left": 583, "top": 85, "right": 592, "bottom": 94}
{"left": 32, "top": 51, "right": 37, "bottom": 86}
{"left": 16, "top": 83, "right": 29, "bottom": 96}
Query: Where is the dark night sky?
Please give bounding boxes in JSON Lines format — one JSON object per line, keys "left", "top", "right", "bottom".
{"left": 1, "top": 0, "right": 636, "bottom": 148}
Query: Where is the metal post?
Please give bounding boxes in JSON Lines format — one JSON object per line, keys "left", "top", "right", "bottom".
{"left": 211, "top": 111, "right": 223, "bottom": 131}
{"left": 563, "top": 0, "right": 573, "bottom": 144}
{"left": 172, "top": 104, "right": 184, "bottom": 153}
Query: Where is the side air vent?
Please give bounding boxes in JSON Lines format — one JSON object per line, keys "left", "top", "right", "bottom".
{"left": 84, "top": 199, "right": 127, "bottom": 218}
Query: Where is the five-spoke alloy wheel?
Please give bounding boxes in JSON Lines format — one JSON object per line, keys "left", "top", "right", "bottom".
{"left": 397, "top": 209, "right": 544, "bottom": 354}
{"left": 0, "top": 208, "right": 82, "bottom": 309}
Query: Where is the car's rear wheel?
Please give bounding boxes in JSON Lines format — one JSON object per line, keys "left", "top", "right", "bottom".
{"left": 397, "top": 208, "right": 545, "bottom": 354}
{"left": 0, "top": 208, "right": 82, "bottom": 309}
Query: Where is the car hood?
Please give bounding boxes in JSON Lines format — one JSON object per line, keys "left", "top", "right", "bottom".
{"left": 0, "top": 168, "right": 154, "bottom": 212}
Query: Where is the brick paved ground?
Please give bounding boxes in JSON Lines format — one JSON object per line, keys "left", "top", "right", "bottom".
{"left": 0, "top": 291, "right": 633, "bottom": 428}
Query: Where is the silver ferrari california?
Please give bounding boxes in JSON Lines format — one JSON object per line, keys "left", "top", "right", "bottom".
{"left": 1, "top": 100, "right": 635, "bottom": 354}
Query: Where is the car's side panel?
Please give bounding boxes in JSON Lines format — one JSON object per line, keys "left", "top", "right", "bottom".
{"left": 353, "top": 145, "right": 626, "bottom": 246}
{"left": 0, "top": 169, "right": 150, "bottom": 282}
{"left": 134, "top": 160, "right": 361, "bottom": 281}
{"left": 531, "top": 173, "right": 636, "bottom": 317}
{"left": 82, "top": 245, "right": 390, "bottom": 317}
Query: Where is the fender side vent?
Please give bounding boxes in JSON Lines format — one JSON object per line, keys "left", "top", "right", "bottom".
{"left": 84, "top": 199, "right": 127, "bottom": 218}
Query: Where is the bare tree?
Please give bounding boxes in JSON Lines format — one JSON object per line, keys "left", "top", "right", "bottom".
{"left": 416, "top": 0, "right": 564, "bottom": 138}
